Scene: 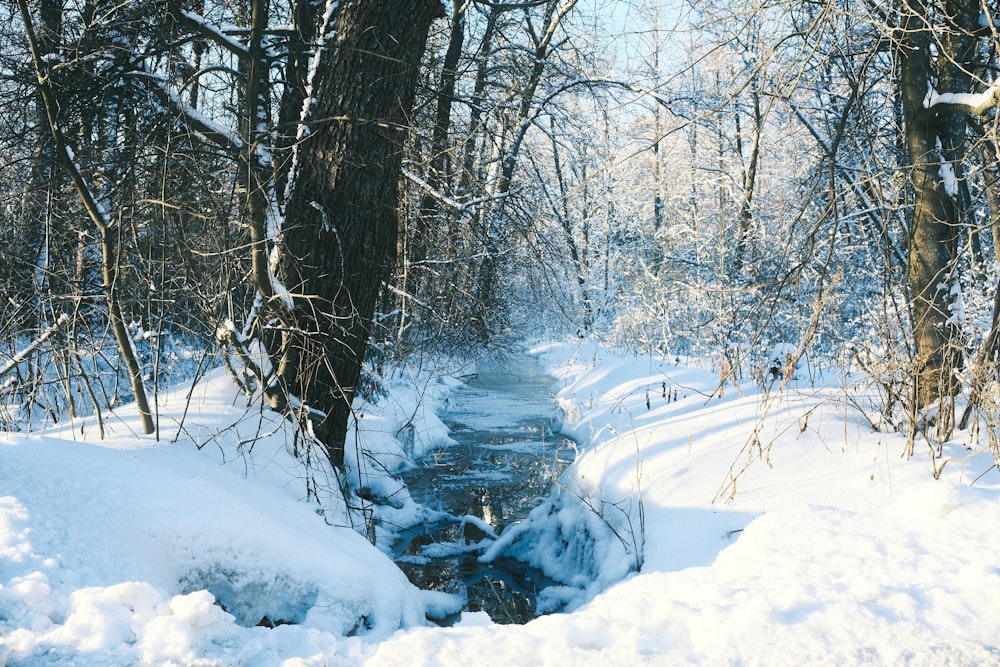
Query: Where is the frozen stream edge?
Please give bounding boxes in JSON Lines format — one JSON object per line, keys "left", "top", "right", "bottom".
{"left": 391, "top": 354, "right": 585, "bottom": 624}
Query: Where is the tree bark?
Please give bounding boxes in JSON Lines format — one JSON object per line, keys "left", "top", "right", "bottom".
{"left": 897, "top": 0, "right": 970, "bottom": 407}
{"left": 276, "top": 0, "right": 443, "bottom": 467}
{"left": 731, "top": 78, "right": 762, "bottom": 277}
{"left": 275, "top": 0, "right": 320, "bottom": 206}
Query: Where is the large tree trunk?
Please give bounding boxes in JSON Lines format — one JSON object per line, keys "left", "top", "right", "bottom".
{"left": 275, "top": 0, "right": 442, "bottom": 467}
{"left": 897, "top": 0, "right": 971, "bottom": 407}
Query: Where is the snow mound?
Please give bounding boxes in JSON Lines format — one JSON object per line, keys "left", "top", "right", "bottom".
{"left": 5, "top": 342, "right": 1000, "bottom": 665}
{"left": 0, "top": 369, "right": 437, "bottom": 665}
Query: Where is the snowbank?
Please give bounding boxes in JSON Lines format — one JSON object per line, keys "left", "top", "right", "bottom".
{"left": 3, "top": 342, "right": 1000, "bottom": 665}
{"left": 369, "top": 341, "right": 1000, "bottom": 665}
{"left": 0, "top": 368, "right": 456, "bottom": 665}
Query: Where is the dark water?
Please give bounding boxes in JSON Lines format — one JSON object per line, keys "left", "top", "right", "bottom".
{"left": 393, "top": 355, "right": 577, "bottom": 624}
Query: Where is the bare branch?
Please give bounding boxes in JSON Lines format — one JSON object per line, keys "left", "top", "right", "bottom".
{"left": 0, "top": 314, "right": 69, "bottom": 382}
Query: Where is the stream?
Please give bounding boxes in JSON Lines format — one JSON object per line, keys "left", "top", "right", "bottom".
{"left": 392, "top": 354, "right": 577, "bottom": 624}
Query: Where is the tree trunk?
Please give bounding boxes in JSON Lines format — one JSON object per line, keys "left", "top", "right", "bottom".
{"left": 731, "top": 79, "right": 762, "bottom": 277}
{"left": 410, "top": 0, "right": 466, "bottom": 306}
{"left": 897, "top": 0, "right": 969, "bottom": 407}
{"left": 276, "top": 0, "right": 442, "bottom": 467}
{"left": 549, "top": 118, "right": 592, "bottom": 330}
{"left": 274, "top": 0, "right": 320, "bottom": 206}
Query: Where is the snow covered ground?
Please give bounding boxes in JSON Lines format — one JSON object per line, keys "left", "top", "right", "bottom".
{"left": 3, "top": 341, "right": 1000, "bottom": 665}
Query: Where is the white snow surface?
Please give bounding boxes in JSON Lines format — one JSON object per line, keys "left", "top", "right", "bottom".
{"left": 3, "top": 341, "right": 1000, "bottom": 665}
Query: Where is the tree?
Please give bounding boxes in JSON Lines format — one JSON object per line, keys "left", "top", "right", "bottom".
{"left": 409, "top": 0, "right": 468, "bottom": 307}
{"left": 268, "top": 0, "right": 444, "bottom": 466}
{"left": 6, "top": 0, "right": 446, "bottom": 464}
{"left": 17, "top": 0, "right": 156, "bottom": 434}
{"left": 896, "top": 0, "right": 976, "bottom": 409}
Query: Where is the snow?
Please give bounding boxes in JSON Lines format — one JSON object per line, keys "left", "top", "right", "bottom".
{"left": 3, "top": 341, "right": 1000, "bottom": 665}
{"left": 370, "top": 343, "right": 1000, "bottom": 665}
{"left": 940, "top": 159, "right": 959, "bottom": 197}
{"left": 0, "top": 370, "right": 441, "bottom": 665}
{"left": 924, "top": 86, "right": 999, "bottom": 114}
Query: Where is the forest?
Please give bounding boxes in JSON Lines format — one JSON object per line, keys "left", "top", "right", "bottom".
{"left": 3, "top": 0, "right": 1000, "bottom": 663}
{"left": 4, "top": 0, "right": 1000, "bottom": 462}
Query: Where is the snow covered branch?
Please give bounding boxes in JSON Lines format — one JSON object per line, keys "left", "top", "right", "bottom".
{"left": 177, "top": 10, "right": 249, "bottom": 60}
{"left": 0, "top": 314, "right": 69, "bottom": 382}
{"left": 132, "top": 72, "right": 244, "bottom": 157}
{"left": 402, "top": 168, "right": 507, "bottom": 212}
{"left": 924, "top": 86, "right": 1000, "bottom": 116}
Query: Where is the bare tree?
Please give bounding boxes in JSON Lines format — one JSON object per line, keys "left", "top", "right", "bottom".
{"left": 17, "top": 0, "right": 155, "bottom": 434}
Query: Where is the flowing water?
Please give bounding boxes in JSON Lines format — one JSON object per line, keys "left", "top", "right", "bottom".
{"left": 393, "top": 354, "right": 577, "bottom": 624}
